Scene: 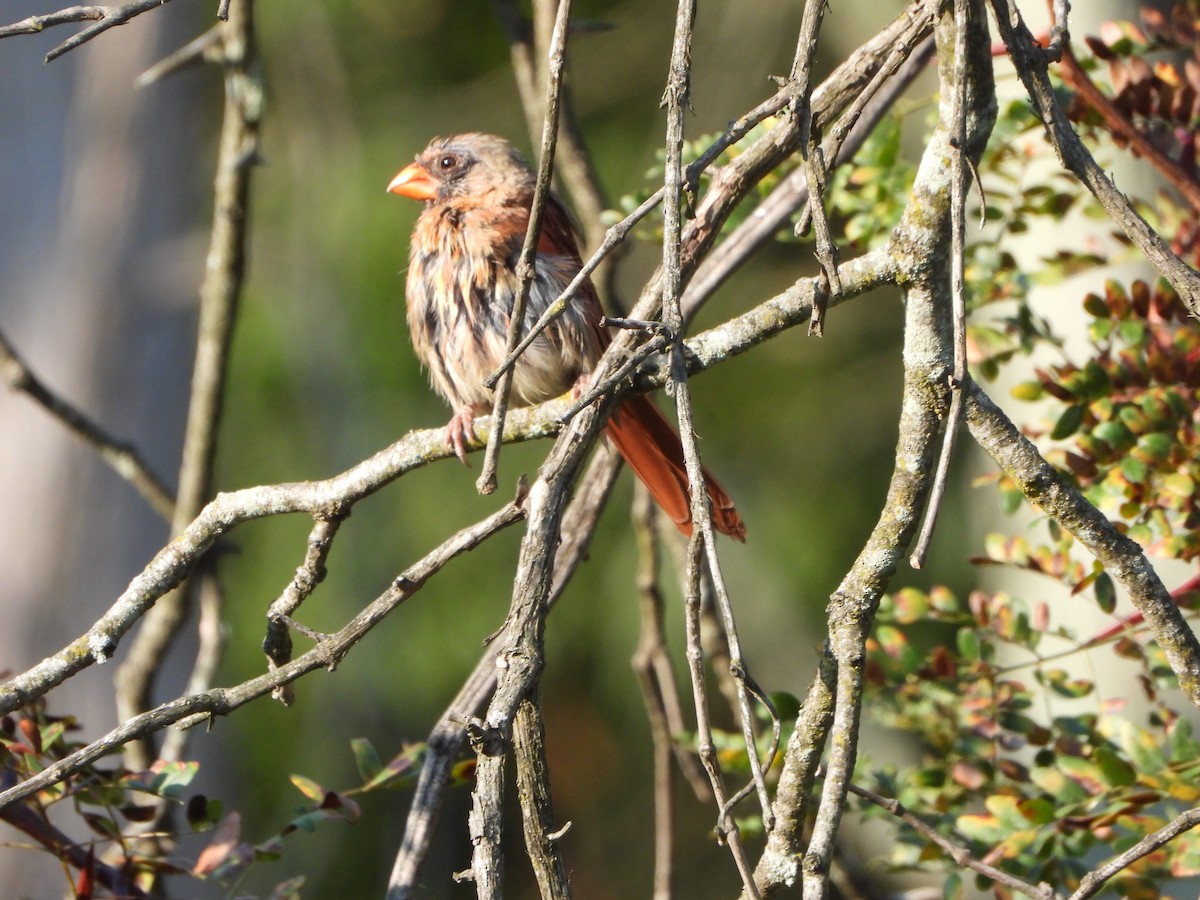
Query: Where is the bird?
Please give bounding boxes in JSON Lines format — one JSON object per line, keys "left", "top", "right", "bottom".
{"left": 387, "top": 132, "right": 745, "bottom": 540}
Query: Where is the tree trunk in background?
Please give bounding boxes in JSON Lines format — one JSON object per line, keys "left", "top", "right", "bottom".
{"left": 0, "top": 3, "right": 206, "bottom": 892}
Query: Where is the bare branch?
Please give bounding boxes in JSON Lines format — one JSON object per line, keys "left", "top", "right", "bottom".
{"left": 848, "top": 783, "right": 1062, "bottom": 900}
{"left": 966, "top": 382, "right": 1200, "bottom": 708}
{"left": 0, "top": 500, "right": 525, "bottom": 812}
{"left": 386, "top": 449, "right": 621, "bottom": 900}
{"left": 475, "top": 0, "right": 573, "bottom": 497}
{"left": 682, "top": 32, "right": 935, "bottom": 321}
{"left": 136, "top": 25, "right": 222, "bottom": 87}
{"left": 263, "top": 515, "right": 344, "bottom": 705}
{"left": 660, "top": 2, "right": 770, "bottom": 894}
{"left": 513, "top": 693, "right": 571, "bottom": 899}
{"left": 1070, "top": 805, "right": 1200, "bottom": 899}
{"left": 631, "top": 490, "right": 679, "bottom": 900}
{"left": 115, "top": 0, "right": 263, "bottom": 773}
{"left": 911, "top": 0, "right": 973, "bottom": 569}
{"left": 1044, "top": 0, "right": 1069, "bottom": 61}
{"left": 791, "top": 0, "right": 838, "bottom": 336}
{"left": 0, "top": 401, "right": 564, "bottom": 720}
{"left": 0, "top": 327, "right": 175, "bottom": 519}
{"left": 0, "top": 0, "right": 182, "bottom": 63}
{"left": 798, "top": 4, "right": 996, "bottom": 897}
{"left": 990, "top": 0, "right": 1200, "bottom": 313}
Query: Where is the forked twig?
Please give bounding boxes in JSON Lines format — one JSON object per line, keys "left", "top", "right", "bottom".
{"left": 0, "top": 0, "right": 182, "bottom": 63}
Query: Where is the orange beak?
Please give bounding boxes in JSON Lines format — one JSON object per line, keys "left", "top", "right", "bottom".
{"left": 387, "top": 162, "right": 437, "bottom": 201}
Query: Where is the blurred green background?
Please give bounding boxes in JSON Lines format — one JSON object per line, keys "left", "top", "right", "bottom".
{"left": 0, "top": 1, "right": 973, "bottom": 896}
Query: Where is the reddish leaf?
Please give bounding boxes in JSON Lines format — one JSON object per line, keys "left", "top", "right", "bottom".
{"left": 193, "top": 811, "right": 242, "bottom": 876}
{"left": 75, "top": 846, "right": 94, "bottom": 900}
{"left": 951, "top": 761, "right": 986, "bottom": 789}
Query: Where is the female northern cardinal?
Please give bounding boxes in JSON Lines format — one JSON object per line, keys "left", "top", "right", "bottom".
{"left": 387, "top": 133, "right": 745, "bottom": 540}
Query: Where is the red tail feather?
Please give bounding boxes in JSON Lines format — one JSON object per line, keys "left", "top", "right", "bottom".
{"left": 604, "top": 395, "right": 746, "bottom": 541}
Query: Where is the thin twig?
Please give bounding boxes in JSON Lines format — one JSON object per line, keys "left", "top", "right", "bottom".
{"left": 792, "top": 0, "right": 839, "bottom": 337}
{"left": 800, "top": 4, "right": 996, "bottom": 897}
{"left": 136, "top": 25, "right": 222, "bottom": 87}
{"left": 1069, "top": 805, "right": 1200, "bottom": 899}
{"left": 559, "top": 333, "right": 670, "bottom": 421}
{"left": 631, "top": 489, "right": 679, "bottom": 900}
{"left": 492, "top": 0, "right": 610, "bottom": 261}
{"left": 911, "top": 0, "right": 972, "bottom": 569}
{"left": 263, "top": 515, "right": 344, "bottom": 705}
{"left": 1044, "top": 0, "right": 1069, "bottom": 61}
{"left": 115, "top": 0, "right": 262, "bottom": 773}
{"left": 475, "top": 0, "right": 573, "bottom": 497}
{"left": 682, "top": 32, "right": 935, "bottom": 323}
{"left": 0, "top": 500, "right": 526, "bottom": 812}
{"left": 385, "top": 449, "right": 621, "bottom": 900}
{"left": 0, "top": 0, "right": 181, "bottom": 63}
{"left": 990, "top": 0, "right": 1200, "bottom": 313}
{"left": 848, "top": 783, "right": 1061, "bottom": 900}
{"left": 660, "top": 1, "right": 769, "bottom": 894}
{"left": 0, "top": 327, "right": 175, "bottom": 520}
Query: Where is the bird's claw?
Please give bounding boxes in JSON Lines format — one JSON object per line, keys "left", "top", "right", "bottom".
{"left": 445, "top": 407, "right": 478, "bottom": 466}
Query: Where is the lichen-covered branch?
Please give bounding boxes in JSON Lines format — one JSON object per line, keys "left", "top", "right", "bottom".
{"left": 966, "top": 383, "right": 1200, "bottom": 707}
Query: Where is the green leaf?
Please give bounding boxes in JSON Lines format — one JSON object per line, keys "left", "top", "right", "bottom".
{"left": 1017, "top": 795, "right": 1056, "bottom": 825}
{"left": 1083, "top": 292, "right": 1111, "bottom": 318}
{"left": 1010, "top": 381, "right": 1044, "bottom": 401}
{"left": 1031, "top": 765, "right": 1090, "bottom": 804}
{"left": 956, "top": 812, "right": 1004, "bottom": 843}
{"left": 1039, "top": 668, "right": 1095, "bottom": 698}
{"left": 890, "top": 587, "right": 930, "bottom": 624}
{"left": 1094, "top": 573, "right": 1117, "bottom": 614}
{"left": 769, "top": 691, "right": 802, "bottom": 720}
{"left": 1058, "top": 755, "right": 1106, "bottom": 795}
{"left": 1164, "top": 472, "right": 1195, "bottom": 498}
{"left": 1051, "top": 404, "right": 1085, "bottom": 440}
{"left": 957, "top": 628, "right": 981, "bottom": 661}
{"left": 1092, "top": 420, "right": 1133, "bottom": 449}
{"left": 1092, "top": 746, "right": 1136, "bottom": 787}
{"left": 1120, "top": 455, "right": 1147, "bottom": 484}
{"left": 361, "top": 744, "right": 426, "bottom": 792}
{"left": 1170, "top": 719, "right": 1200, "bottom": 763}
{"left": 290, "top": 774, "right": 327, "bottom": 803}
{"left": 351, "top": 737, "right": 383, "bottom": 783}
{"left": 123, "top": 761, "right": 199, "bottom": 800}
{"left": 1134, "top": 432, "right": 1172, "bottom": 462}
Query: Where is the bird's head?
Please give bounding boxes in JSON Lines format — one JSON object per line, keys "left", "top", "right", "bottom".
{"left": 387, "top": 133, "right": 534, "bottom": 206}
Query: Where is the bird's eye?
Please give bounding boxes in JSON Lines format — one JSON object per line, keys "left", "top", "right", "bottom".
{"left": 438, "top": 154, "right": 457, "bottom": 171}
